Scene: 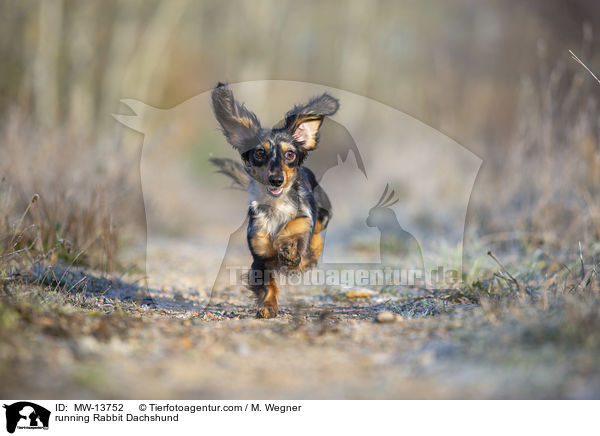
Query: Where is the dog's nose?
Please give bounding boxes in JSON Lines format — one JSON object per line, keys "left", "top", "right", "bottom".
{"left": 268, "top": 175, "right": 284, "bottom": 187}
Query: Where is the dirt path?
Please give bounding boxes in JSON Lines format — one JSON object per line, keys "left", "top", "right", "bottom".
{"left": 2, "top": 241, "right": 599, "bottom": 400}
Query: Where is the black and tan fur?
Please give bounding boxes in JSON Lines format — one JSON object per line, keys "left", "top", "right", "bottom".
{"left": 210, "top": 83, "right": 337, "bottom": 318}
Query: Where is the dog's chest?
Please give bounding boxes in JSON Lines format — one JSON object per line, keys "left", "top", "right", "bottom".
{"left": 249, "top": 199, "right": 297, "bottom": 237}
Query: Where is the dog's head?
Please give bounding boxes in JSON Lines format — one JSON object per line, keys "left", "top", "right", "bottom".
{"left": 211, "top": 83, "right": 339, "bottom": 197}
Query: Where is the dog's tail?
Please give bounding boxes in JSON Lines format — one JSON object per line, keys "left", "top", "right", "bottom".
{"left": 210, "top": 158, "right": 250, "bottom": 189}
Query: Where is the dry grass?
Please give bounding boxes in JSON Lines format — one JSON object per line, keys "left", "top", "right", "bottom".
{"left": 472, "top": 247, "right": 600, "bottom": 348}
{"left": 0, "top": 111, "right": 143, "bottom": 274}
{"left": 469, "top": 42, "right": 600, "bottom": 251}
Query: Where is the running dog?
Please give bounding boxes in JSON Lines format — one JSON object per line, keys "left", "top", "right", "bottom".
{"left": 210, "top": 83, "right": 337, "bottom": 318}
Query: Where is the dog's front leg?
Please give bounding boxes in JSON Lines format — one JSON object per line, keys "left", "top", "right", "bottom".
{"left": 274, "top": 217, "right": 313, "bottom": 269}
{"left": 248, "top": 261, "right": 279, "bottom": 319}
{"left": 247, "top": 231, "right": 279, "bottom": 318}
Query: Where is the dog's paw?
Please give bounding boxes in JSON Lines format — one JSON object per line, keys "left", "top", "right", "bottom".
{"left": 301, "top": 254, "right": 318, "bottom": 270}
{"left": 256, "top": 304, "right": 278, "bottom": 319}
{"left": 277, "top": 239, "right": 301, "bottom": 267}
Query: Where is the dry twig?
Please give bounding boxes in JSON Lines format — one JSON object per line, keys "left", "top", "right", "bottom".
{"left": 569, "top": 50, "right": 600, "bottom": 85}
{"left": 488, "top": 250, "right": 525, "bottom": 294}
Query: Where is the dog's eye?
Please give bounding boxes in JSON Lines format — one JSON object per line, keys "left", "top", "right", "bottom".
{"left": 284, "top": 150, "right": 296, "bottom": 161}
{"left": 254, "top": 148, "right": 265, "bottom": 159}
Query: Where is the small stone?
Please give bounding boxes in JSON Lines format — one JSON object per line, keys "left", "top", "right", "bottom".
{"left": 376, "top": 310, "right": 397, "bottom": 323}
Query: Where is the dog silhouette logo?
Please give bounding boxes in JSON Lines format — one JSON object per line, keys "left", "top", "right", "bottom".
{"left": 3, "top": 402, "right": 50, "bottom": 433}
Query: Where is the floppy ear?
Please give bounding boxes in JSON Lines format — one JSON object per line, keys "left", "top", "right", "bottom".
{"left": 284, "top": 93, "right": 339, "bottom": 151}
{"left": 211, "top": 83, "right": 262, "bottom": 152}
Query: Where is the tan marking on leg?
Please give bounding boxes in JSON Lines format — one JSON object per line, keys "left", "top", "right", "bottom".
{"left": 278, "top": 217, "right": 312, "bottom": 239}
{"left": 300, "top": 218, "right": 325, "bottom": 269}
{"left": 264, "top": 277, "right": 278, "bottom": 309}
{"left": 313, "top": 219, "right": 323, "bottom": 234}
{"left": 257, "top": 277, "right": 278, "bottom": 319}
{"left": 275, "top": 217, "right": 314, "bottom": 270}
{"left": 249, "top": 231, "right": 276, "bottom": 258}
{"left": 309, "top": 231, "right": 323, "bottom": 260}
